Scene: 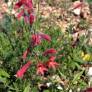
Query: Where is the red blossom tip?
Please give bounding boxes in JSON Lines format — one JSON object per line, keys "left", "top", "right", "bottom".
{"left": 14, "top": 1, "right": 23, "bottom": 10}
{"left": 40, "top": 33, "right": 51, "bottom": 42}
{"left": 49, "top": 56, "right": 56, "bottom": 61}
{"left": 43, "top": 48, "right": 57, "bottom": 56}
{"left": 22, "top": 48, "right": 30, "bottom": 60}
{"left": 29, "top": 14, "right": 35, "bottom": 25}
{"left": 31, "top": 34, "right": 41, "bottom": 46}
{"left": 15, "top": 61, "right": 31, "bottom": 78}
{"left": 37, "top": 63, "right": 48, "bottom": 75}
{"left": 46, "top": 58, "right": 59, "bottom": 69}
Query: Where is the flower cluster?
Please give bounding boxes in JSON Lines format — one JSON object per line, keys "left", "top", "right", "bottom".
{"left": 22, "top": 33, "right": 51, "bottom": 60}
{"left": 31, "top": 33, "right": 51, "bottom": 47}
{"left": 46, "top": 56, "right": 59, "bottom": 69}
{"left": 14, "top": 0, "right": 34, "bottom": 24}
{"left": 15, "top": 0, "right": 59, "bottom": 79}
{"left": 36, "top": 54, "right": 59, "bottom": 76}
{"left": 16, "top": 32, "right": 59, "bottom": 78}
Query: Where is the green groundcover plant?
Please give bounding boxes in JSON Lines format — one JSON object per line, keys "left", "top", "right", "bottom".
{"left": 0, "top": 0, "right": 92, "bottom": 92}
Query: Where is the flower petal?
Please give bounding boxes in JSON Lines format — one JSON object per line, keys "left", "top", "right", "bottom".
{"left": 22, "top": 48, "right": 30, "bottom": 59}
{"left": 43, "top": 48, "right": 57, "bottom": 56}
{"left": 37, "top": 63, "right": 48, "bottom": 75}
{"left": 31, "top": 34, "right": 41, "bottom": 46}
{"left": 29, "top": 14, "right": 35, "bottom": 25}
{"left": 14, "top": 1, "right": 23, "bottom": 9}
{"left": 16, "top": 61, "right": 31, "bottom": 78}
{"left": 40, "top": 33, "right": 51, "bottom": 42}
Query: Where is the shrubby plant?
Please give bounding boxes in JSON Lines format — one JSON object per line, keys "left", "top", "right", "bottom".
{"left": 0, "top": 0, "right": 92, "bottom": 92}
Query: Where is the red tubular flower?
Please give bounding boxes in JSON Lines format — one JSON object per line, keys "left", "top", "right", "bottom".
{"left": 31, "top": 34, "right": 41, "bottom": 46}
{"left": 37, "top": 63, "right": 48, "bottom": 75}
{"left": 40, "top": 33, "right": 51, "bottom": 42}
{"left": 46, "top": 56, "right": 59, "bottom": 69}
{"left": 43, "top": 48, "right": 57, "bottom": 56}
{"left": 49, "top": 56, "right": 56, "bottom": 61}
{"left": 31, "top": 33, "right": 51, "bottom": 47}
{"left": 29, "top": 14, "right": 35, "bottom": 25}
{"left": 47, "top": 60, "right": 59, "bottom": 69}
{"left": 14, "top": 1, "right": 23, "bottom": 9}
{"left": 14, "top": 0, "right": 34, "bottom": 24}
{"left": 15, "top": 61, "right": 31, "bottom": 78}
{"left": 22, "top": 48, "right": 30, "bottom": 59}
{"left": 15, "top": 0, "right": 33, "bottom": 9}
{"left": 24, "top": 0, "right": 33, "bottom": 9}
{"left": 84, "top": 88, "right": 92, "bottom": 92}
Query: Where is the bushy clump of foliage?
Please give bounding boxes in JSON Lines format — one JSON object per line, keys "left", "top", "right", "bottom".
{"left": 0, "top": 0, "right": 92, "bottom": 92}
